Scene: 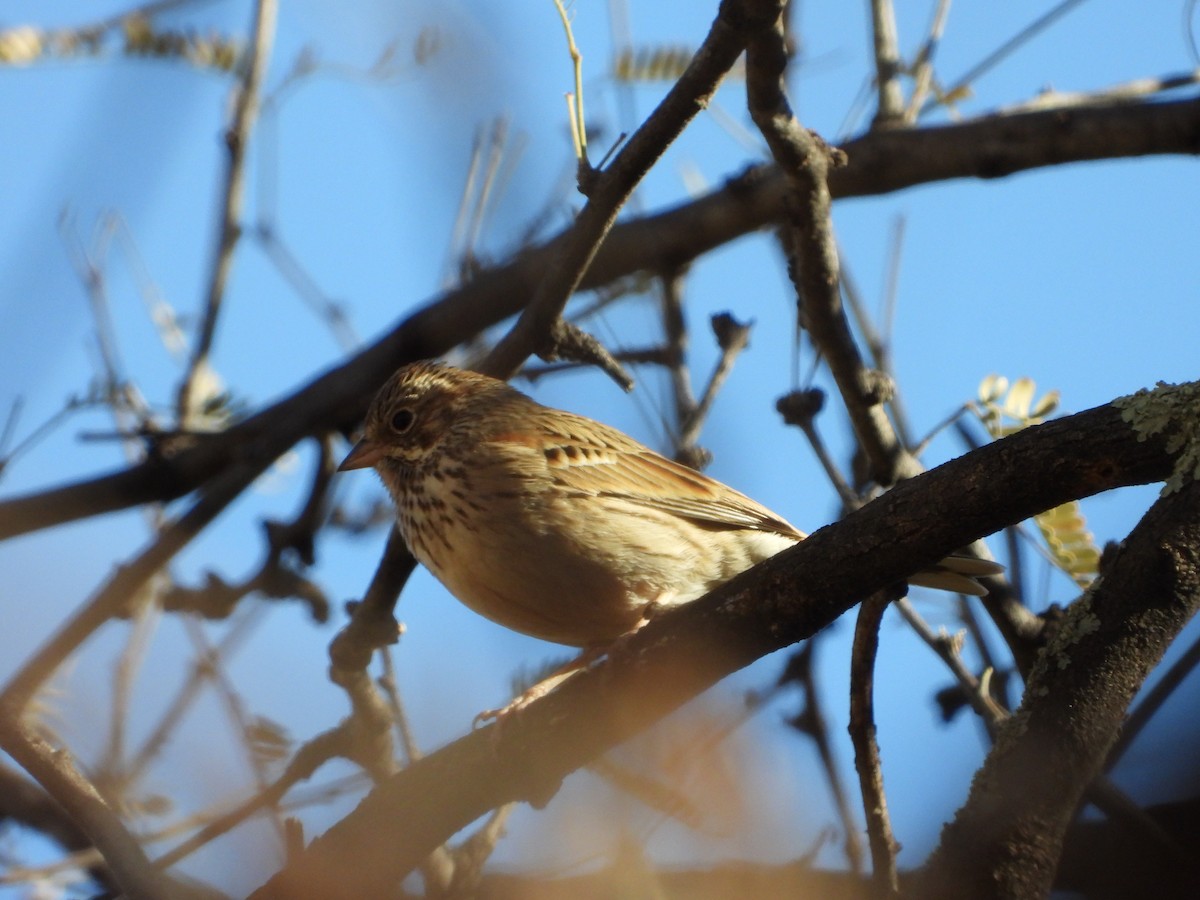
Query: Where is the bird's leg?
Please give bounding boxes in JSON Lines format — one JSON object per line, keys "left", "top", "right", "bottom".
{"left": 473, "top": 645, "right": 607, "bottom": 727}
{"left": 474, "top": 592, "right": 677, "bottom": 728}
{"left": 470, "top": 592, "right": 676, "bottom": 734}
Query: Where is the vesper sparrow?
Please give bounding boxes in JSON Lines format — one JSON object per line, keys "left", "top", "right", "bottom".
{"left": 339, "top": 362, "right": 1000, "bottom": 652}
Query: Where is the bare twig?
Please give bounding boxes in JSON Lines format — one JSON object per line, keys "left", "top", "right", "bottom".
{"left": 839, "top": 244, "right": 914, "bottom": 450}
{"left": 101, "top": 593, "right": 162, "bottom": 801}
{"left": 330, "top": 526, "right": 412, "bottom": 672}
{"left": 905, "top": 0, "right": 953, "bottom": 122}
{"left": 377, "top": 652, "right": 419, "bottom": 766}
{"left": 896, "top": 598, "right": 1007, "bottom": 737}
{"left": 255, "top": 226, "right": 359, "bottom": 350}
{"left": 183, "top": 616, "right": 289, "bottom": 844}
{"left": 124, "top": 603, "right": 267, "bottom": 782}
{"left": 478, "top": 0, "right": 785, "bottom": 384}
{"left": 161, "top": 436, "right": 336, "bottom": 621}
{"left": 551, "top": 0, "right": 588, "bottom": 164}
{"left": 849, "top": 589, "right": 900, "bottom": 894}
{"left": 659, "top": 269, "right": 700, "bottom": 461}
{"left": 0, "top": 458, "right": 267, "bottom": 715}
{"left": 1000, "top": 68, "right": 1200, "bottom": 114}
{"left": 60, "top": 214, "right": 158, "bottom": 455}
{"left": 955, "top": 595, "right": 1008, "bottom": 706}
{"left": 153, "top": 652, "right": 396, "bottom": 873}
{"left": 440, "top": 117, "right": 522, "bottom": 288}
{"left": 769, "top": 644, "right": 865, "bottom": 874}
{"left": 152, "top": 722, "right": 366, "bottom": 871}
{"left": 0, "top": 716, "right": 207, "bottom": 900}
{"left": 924, "top": 0, "right": 1091, "bottom": 117}
{"left": 678, "top": 313, "right": 753, "bottom": 452}
{"left": 177, "top": 0, "right": 278, "bottom": 424}
{"left": 746, "top": 7, "right": 918, "bottom": 488}
{"left": 868, "top": 0, "right": 905, "bottom": 127}
{"left": 776, "top": 388, "right": 860, "bottom": 509}
{"left": 520, "top": 344, "right": 676, "bottom": 382}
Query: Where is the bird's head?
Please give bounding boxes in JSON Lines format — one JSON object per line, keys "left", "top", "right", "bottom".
{"left": 338, "top": 362, "right": 513, "bottom": 475}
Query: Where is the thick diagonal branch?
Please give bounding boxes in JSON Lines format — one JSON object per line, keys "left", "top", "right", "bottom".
{"left": 920, "top": 480, "right": 1200, "bottom": 898}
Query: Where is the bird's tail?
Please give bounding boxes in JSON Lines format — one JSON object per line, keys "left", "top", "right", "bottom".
{"left": 909, "top": 555, "right": 1005, "bottom": 596}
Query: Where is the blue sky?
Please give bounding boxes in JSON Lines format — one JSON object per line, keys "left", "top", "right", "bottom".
{"left": 1, "top": 0, "right": 1198, "bottom": 892}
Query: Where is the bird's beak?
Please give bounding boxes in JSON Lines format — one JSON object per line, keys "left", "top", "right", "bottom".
{"left": 338, "top": 438, "right": 386, "bottom": 471}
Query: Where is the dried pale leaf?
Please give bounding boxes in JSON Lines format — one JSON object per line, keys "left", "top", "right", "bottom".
{"left": 978, "top": 374, "right": 1008, "bottom": 404}
{"left": 1004, "top": 377, "right": 1036, "bottom": 419}
{"left": 0, "top": 26, "right": 44, "bottom": 64}
{"left": 1035, "top": 500, "right": 1099, "bottom": 587}
{"left": 1031, "top": 389, "right": 1061, "bottom": 419}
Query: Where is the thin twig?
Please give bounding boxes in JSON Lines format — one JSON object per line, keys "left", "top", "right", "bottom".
{"left": 923, "top": 0, "right": 1091, "bottom": 117}
{"left": 772, "top": 644, "right": 865, "bottom": 874}
{"left": 905, "top": 0, "right": 953, "bottom": 122}
{"left": 999, "top": 68, "right": 1200, "bottom": 114}
{"left": 377, "top": 652, "right": 420, "bottom": 766}
{"left": 0, "top": 716, "right": 206, "bottom": 900}
{"left": 658, "top": 269, "right": 699, "bottom": 461}
{"left": 330, "top": 526, "right": 413, "bottom": 672}
{"left": 478, "top": 0, "right": 783, "bottom": 384}
{"left": 896, "top": 598, "right": 1007, "bottom": 736}
{"left": 152, "top": 725, "right": 360, "bottom": 871}
{"left": 0, "top": 458, "right": 267, "bottom": 715}
{"left": 746, "top": 7, "right": 918, "bottom": 488}
{"left": 776, "top": 388, "right": 860, "bottom": 510}
{"left": 467, "top": 118, "right": 510, "bottom": 266}
{"left": 101, "top": 593, "right": 162, "bottom": 798}
{"left": 153, "top": 661, "right": 397, "bottom": 872}
{"left": 849, "top": 590, "right": 900, "bottom": 894}
{"left": 839, "top": 247, "right": 913, "bottom": 450}
{"left": 551, "top": 0, "right": 588, "bottom": 164}
{"left": 878, "top": 217, "right": 913, "bottom": 442}
{"left": 124, "top": 603, "right": 267, "bottom": 781}
{"left": 868, "top": 0, "right": 905, "bottom": 127}
{"left": 255, "top": 226, "right": 359, "bottom": 350}
{"left": 177, "top": 0, "right": 278, "bottom": 424}
{"left": 183, "top": 616, "right": 289, "bottom": 844}
{"left": 955, "top": 595, "right": 1007, "bottom": 707}
{"left": 678, "top": 313, "right": 753, "bottom": 453}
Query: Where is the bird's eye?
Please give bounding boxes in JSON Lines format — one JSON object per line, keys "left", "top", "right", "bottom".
{"left": 390, "top": 408, "right": 416, "bottom": 433}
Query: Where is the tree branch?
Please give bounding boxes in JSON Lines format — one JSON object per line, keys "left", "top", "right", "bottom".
{"left": 746, "top": 5, "right": 917, "bottom": 488}
{"left": 920, "top": 480, "right": 1200, "bottom": 898}
{"left": 2, "top": 97, "right": 1196, "bottom": 540}
{"left": 0, "top": 717, "right": 212, "bottom": 900}
{"left": 176, "top": 0, "right": 277, "bottom": 423}
{"left": 481, "top": 0, "right": 786, "bottom": 383}
{"left": 849, "top": 590, "right": 900, "bottom": 894}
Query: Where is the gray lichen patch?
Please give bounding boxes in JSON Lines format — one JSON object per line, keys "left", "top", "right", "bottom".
{"left": 1113, "top": 381, "right": 1200, "bottom": 495}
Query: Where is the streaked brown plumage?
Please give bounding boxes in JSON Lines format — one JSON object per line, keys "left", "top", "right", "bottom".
{"left": 339, "top": 362, "right": 1000, "bottom": 649}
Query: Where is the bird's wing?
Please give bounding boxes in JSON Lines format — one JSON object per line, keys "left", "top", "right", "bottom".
{"left": 490, "top": 410, "right": 804, "bottom": 539}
